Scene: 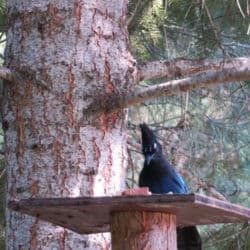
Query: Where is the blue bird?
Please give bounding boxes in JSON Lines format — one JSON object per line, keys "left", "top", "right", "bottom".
{"left": 139, "top": 123, "right": 202, "bottom": 250}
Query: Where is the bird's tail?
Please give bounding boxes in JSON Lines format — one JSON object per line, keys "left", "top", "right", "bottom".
{"left": 177, "top": 226, "right": 202, "bottom": 250}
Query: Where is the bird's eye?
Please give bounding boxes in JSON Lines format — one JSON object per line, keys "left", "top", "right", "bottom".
{"left": 143, "top": 145, "right": 157, "bottom": 155}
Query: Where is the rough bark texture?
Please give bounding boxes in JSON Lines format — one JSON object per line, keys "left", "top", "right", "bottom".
{"left": 111, "top": 211, "right": 177, "bottom": 250}
{"left": 3, "top": 0, "right": 136, "bottom": 249}
{"left": 137, "top": 57, "right": 250, "bottom": 81}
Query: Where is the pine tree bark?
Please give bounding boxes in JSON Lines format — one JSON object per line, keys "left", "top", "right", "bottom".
{"left": 3, "top": 1, "right": 136, "bottom": 249}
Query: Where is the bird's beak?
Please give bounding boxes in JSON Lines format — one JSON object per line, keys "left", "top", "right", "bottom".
{"left": 145, "top": 155, "right": 153, "bottom": 165}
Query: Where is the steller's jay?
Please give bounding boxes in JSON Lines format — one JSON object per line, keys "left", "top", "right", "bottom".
{"left": 139, "top": 123, "right": 202, "bottom": 250}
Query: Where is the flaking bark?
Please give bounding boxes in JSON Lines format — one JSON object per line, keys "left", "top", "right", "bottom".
{"left": 4, "top": 0, "right": 136, "bottom": 249}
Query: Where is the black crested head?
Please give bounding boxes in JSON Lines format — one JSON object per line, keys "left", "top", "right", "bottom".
{"left": 139, "top": 123, "right": 162, "bottom": 164}
{"left": 140, "top": 123, "right": 156, "bottom": 148}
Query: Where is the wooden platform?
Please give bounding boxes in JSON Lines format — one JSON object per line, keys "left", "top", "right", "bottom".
{"left": 8, "top": 193, "right": 250, "bottom": 235}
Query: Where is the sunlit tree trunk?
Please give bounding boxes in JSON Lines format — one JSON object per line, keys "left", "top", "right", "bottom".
{"left": 3, "top": 0, "right": 136, "bottom": 249}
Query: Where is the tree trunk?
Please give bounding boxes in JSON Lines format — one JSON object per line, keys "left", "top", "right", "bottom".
{"left": 3, "top": 0, "right": 136, "bottom": 249}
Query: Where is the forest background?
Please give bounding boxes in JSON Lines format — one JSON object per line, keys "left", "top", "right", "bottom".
{"left": 0, "top": 0, "right": 250, "bottom": 249}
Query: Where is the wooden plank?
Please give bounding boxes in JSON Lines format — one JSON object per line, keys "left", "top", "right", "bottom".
{"left": 8, "top": 193, "right": 250, "bottom": 235}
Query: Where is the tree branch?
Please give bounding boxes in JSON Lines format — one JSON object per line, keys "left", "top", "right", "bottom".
{"left": 177, "top": 168, "right": 228, "bottom": 201}
{"left": 0, "top": 167, "right": 6, "bottom": 180}
{"left": 127, "top": 0, "right": 142, "bottom": 27}
{"left": 137, "top": 57, "right": 250, "bottom": 81}
{"left": 127, "top": 0, "right": 153, "bottom": 34}
{"left": 122, "top": 59, "right": 250, "bottom": 108}
{"left": 204, "top": 2, "right": 227, "bottom": 55}
{"left": 0, "top": 66, "right": 14, "bottom": 82}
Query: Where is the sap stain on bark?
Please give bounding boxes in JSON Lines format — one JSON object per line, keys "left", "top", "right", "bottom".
{"left": 16, "top": 103, "right": 24, "bottom": 175}
{"left": 20, "top": 11, "right": 30, "bottom": 51}
{"left": 30, "top": 217, "right": 39, "bottom": 250}
{"left": 74, "top": 2, "right": 82, "bottom": 51}
{"left": 47, "top": 4, "right": 62, "bottom": 37}
{"left": 91, "top": 137, "right": 100, "bottom": 166}
{"left": 65, "top": 65, "right": 75, "bottom": 127}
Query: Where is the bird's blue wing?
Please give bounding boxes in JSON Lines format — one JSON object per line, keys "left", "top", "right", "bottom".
{"left": 174, "top": 173, "right": 188, "bottom": 194}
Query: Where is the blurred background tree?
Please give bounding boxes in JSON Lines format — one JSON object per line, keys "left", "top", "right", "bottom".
{"left": 127, "top": 0, "right": 250, "bottom": 249}
{"left": 0, "top": 0, "right": 6, "bottom": 248}
{"left": 0, "top": 0, "right": 249, "bottom": 249}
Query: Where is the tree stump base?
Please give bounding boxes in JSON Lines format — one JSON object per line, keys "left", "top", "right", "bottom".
{"left": 111, "top": 211, "right": 176, "bottom": 250}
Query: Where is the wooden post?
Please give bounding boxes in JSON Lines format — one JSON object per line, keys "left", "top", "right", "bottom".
{"left": 111, "top": 211, "right": 177, "bottom": 250}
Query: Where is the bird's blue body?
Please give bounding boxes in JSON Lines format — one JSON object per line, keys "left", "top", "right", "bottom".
{"left": 139, "top": 154, "right": 187, "bottom": 194}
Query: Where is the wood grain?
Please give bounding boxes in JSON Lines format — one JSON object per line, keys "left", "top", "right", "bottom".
{"left": 8, "top": 193, "right": 250, "bottom": 234}
{"left": 111, "top": 211, "right": 176, "bottom": 250}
